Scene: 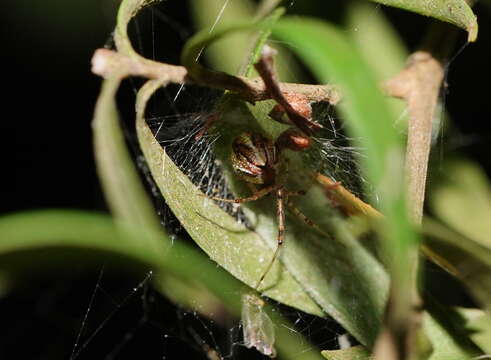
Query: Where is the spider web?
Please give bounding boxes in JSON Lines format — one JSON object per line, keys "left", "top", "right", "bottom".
{"left": 0, "top": 1, "right": 477, "bottom": 360}
{"left": 59, "top": 2, "right": 381, "bottom": 359}
{"left": 61, "top": 2, "right": 463, "bottom": 360}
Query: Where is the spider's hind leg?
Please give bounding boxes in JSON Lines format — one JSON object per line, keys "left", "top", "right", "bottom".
{"left": 256, "top": 187, "right": 286, "bottom": 289}
{"left": 207, "top": 184, "right": 277, "bottom": 204}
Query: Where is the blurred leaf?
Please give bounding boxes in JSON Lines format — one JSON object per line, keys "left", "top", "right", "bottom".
{"left": 273, "top": 17, "right": 418, "bottom": 344}
{"left": 347, "top": 2, "right": 408, "bottom": 81}
{"left": 189, "top": 0, "right": 255, "bottom": 74}
{"left": 0, "top": 208, "right": 325, "bottom": 360}
{"left": 273, "top": 17, "right": 406, "bottom": 199}
{"left": 0, "top": 210, "right": 242, "bottom": 310}
{"left": 92, "top": 77, "right": 162, "bottom": 237}
{"left": 429, "top": 158, "right": 491, "bottom": 247}
{"left": 190, "top": 0, "right": 301, "bottom": 81}
{"left": 422, "top": 309, "right": 479, "bottom": 359}
{"left": 367, "top": 0, "right": 478, "bottom": 41}
{"left": 167, "top": 18, "right": 400, "bottom": 346}
{"left": 458, "top": 307, "right": 491, "bottom": 354}
{"left": 346, "top": 1, "right": 408, "bottom": 127}
{"left": 0, "top": 210, "right": 166, "bottom": 270}
{"left": 153, "top": 273, "right": 227, "bottom": 322}
{"left": 322, "top": 313, "right": 484, "bottom": 360}
{"left": 321, "top": 346, "right": 371, "bottom": 360}
{"left": 424, "top": 218, "right": 491, "bottom": 313}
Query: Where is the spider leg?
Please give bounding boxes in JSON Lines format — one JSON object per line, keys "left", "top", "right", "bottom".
{"left": 194, "top": 112, "right": 220, "bottom": 140}
{"left": 207, "top": 184, "right": 277, "bottom": 203}
{"left": 286, "top": 199, "right": 316, "bottom": 228}
{"left": 285, "top": 189, "right": 306, "bottom": 197}
{"left": 256, "top": 187, "right": 285, "bottom": 289}
{"left": 286, "top": 198, "right": 331, "bottom": 238}
{"left": 254, "top": 45, "right": 322, "bottom": 135}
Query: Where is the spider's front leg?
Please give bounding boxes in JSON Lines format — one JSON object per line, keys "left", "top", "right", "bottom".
{"left": 254, "top": 45, "right": 322, "bottom": 135}
{"left": 207, "top": 184, "right": 277, "bottom": 204}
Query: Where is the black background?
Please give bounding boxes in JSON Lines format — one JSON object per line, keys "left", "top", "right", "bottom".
{"left": 1, "top": 1, "right": 490, "bottom": 359}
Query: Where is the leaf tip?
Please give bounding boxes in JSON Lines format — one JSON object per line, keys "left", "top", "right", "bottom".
{"left": 467, "top": 18, "right": 478, "bottom": 42}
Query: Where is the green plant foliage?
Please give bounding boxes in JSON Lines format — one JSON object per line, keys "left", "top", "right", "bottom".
{"left": 424, "top": 219, "right": 491, "bottom": 313}
{"left": 368, "top": 0, "right": 478, "bottom": 41}
{"left": 159, "top": 14, "right": 405, "bottom": 346}
{"left": 272, "top": 18, "right": 419, "bottom": 343}
{"left": 425, "top": 158, "right": 491, "bottom": 313}
{"left": 93, "top": 77, "right": 163, "bottom": 234}
{"left": 422, "top": 310, "right": 475, "bottom": 360}
{"left": 0, "top": 209, "right": 328, "bottom": 360}
{"left": 346, "top": 1, "right": 408, "bottom": 127}
{"left": 458, "top": 308, "right": 491, "bottom": 354}
{"left": 321, "top": 345, "right": 371, "bottom": 360}
{"left": 429, "top": 158, "right": 491, "bottom": 246}
{"left": 135, "top": 80, "right": 324, "bottom": 317}
{"left": 190, "top": 0, "right": 300, "bottom": 80}
{"left": 190, "top": 0, "right": 255, "bottom": 74}
{"left": 4, "top": 0, "right": 490, "bottom": 358}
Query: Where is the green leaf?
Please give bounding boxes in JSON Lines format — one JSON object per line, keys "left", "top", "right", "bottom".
{"left": 189, "top": 0, "right": 301, "bottom": 81}
{"left": 272, "top": 16, "right": 418, "bottom": 336}
{"left": 321, "top": 346, "right": 371, "bottom": 360}
{"left": 367, "top": 0, "right": 478, "bottom": 42}
{"left": 424, "top": 218, "right": 491, "bottom": 313}
{"left": 422, "top": 309, "right": 479, "bottom": 359}
{"left": 346, "top": 1, "right": 408, "bottom": 128}
{"left": 0, "top": 210, "right": 167, "bottom": 271}
{"left": 0, "top": 209, "right": 244, "bottom": 314}
{"left": 426, "top": 158, "right": 491, "bottom": 312}
{"left": 347, "top": 1, "right": 408, "bottom": 82}
{"left": 429, "top": 158, "right": 491, "bottom": 247}
{"left": 189, "top": 0, "right": 255, "bottom": 74}
{"left": 458, "top": 308, "right": 491, "bottom": 354}
{"left": 92, "top": 77, "right": 163, "bottom": 238}
{"left": 135, "top": 81, "right": 324, "bottom": 317}
{"left": 0, "top": 210, "right": 326, "bottom": 360}
{"left": 149, "top": 18, "right": 395, "bottom": 346}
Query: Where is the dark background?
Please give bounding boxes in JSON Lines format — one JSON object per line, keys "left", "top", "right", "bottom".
{"left": 1, "top": 1, "right": 490, "bottom": 359}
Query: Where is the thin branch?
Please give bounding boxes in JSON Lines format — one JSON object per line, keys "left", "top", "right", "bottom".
{"left": 383, "top": 51, "right": 444, "bottom": 223}
{"left": 91, "top": 48, "right": 340, "bottom": 105}
{"left": 375, "top": 50, "right": 444, "bottom": 360}
{"left": 315, "top": 173, "right": 382, "bottom": 218}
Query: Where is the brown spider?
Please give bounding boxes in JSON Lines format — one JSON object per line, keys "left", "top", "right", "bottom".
{"left": 210, "top": 131, "right": 314, "bottom": 288}
{"left": 209, "top": 46, "right": 329, "bottom": 289}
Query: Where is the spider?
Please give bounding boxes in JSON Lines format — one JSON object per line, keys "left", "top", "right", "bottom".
{"left": 210, "top": 130, "right": 317, "bottom": 289}
{"left": 207, "top": 46, "right": 334, "bottom": 289}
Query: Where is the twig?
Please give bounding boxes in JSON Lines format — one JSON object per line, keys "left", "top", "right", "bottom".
{"left": 91, "top": 48, "right": 340, "bottom": 105}
{"left": 315, "top": 173, "right": 382, "bottom": 218}
{"left": 384, "top": 51, "right": 444, "bottom": 223}
{"left": 375, "top": 50, "right": 444, "bottom": 360}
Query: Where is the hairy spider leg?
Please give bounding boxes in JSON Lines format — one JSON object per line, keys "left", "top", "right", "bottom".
{"left": 255, "top": 187, "right": 285, "bottom": 289}
{"left": 207, "top": 184, "right": 278, "bottom": 203}
{"left": 256, "top": 189, "right": 328, "bottom": 289}
{"left": 211, "top": 184, "right": 320, "bottom": 289}
{"left": 286, "top": 199, "right": 325, "bottom": 233}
